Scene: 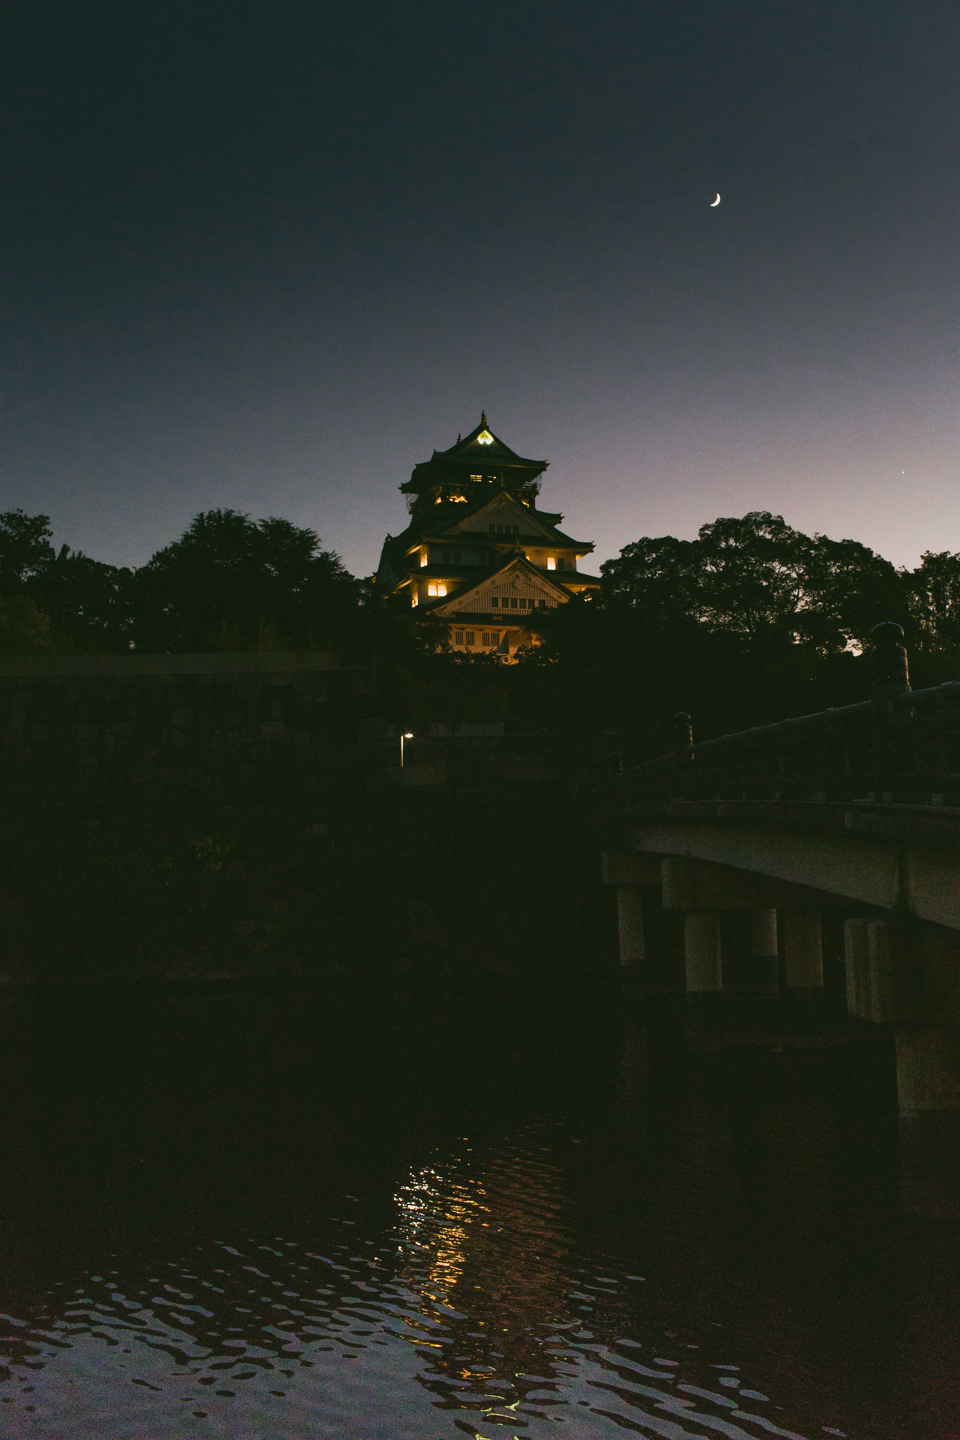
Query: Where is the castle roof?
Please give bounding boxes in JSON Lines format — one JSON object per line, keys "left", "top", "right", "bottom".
{"left": 401, "top": 414, "right": 548, "bottom": 494}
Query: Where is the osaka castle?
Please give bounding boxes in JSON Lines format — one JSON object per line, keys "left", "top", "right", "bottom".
{"left": 374, "top": 415, "right": 600, "bottom": 656}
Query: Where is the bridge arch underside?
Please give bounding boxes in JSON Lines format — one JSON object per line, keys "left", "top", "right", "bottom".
{"left": 620, "top": 818, "right": 960, "bottom": 932}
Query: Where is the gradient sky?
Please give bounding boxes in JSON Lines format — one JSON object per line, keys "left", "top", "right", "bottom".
{"left": 2, "top": 0, "right": 957, "bottom": 580}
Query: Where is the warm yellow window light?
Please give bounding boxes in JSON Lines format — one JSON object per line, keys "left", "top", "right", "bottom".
{"left": 477, "top": 430, "right": 494, "bottom": 445}
{"left": 547, "top": 557, "right": 556, "bottom": 570}
{"left": 427, "top": 583, "right": 447, "bottom": 597}
{"left": 438, "top": 584, "right": 447, "bottom": 596}
{"left": 420, "top": 551, "right": 428, "bottom": 567}
{"left": 411, "top": 592, "right": 419, "bottom": 607}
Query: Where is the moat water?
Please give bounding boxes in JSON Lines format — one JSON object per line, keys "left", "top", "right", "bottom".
{"left": 0, "top": 985, "right": 957, "bottom": 1440}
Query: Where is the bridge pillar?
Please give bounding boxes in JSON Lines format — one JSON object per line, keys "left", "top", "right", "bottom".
{"left": 751, "top": 907, "right": 779, "bottom": 995}
{"left": 897, "top": 1026, "right": 960, "bottom": 1215}
{"left": 616, "top": 886, "right": 645, "bottom": 970}
{"left": 601, "top": 851, "right": 663, "bottom": 974}
{"left": 844, "top": 918, "right": 869, "bottom": 1017}
{"left": 684, "top": 911, "right": 723, "bottom": 992}
{"left": 896, "top": 921, "right": 960, "bottom": 1213}
{"left": 782, "top": 910, "right": 823, "bottom": 989}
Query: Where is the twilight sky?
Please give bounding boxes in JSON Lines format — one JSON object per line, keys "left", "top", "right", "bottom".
{"left": 2, "top": 0, "right": 956, "bottom": 580}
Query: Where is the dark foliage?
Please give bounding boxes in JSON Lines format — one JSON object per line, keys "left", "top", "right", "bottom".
{"left": 0, "top": 508, "right": 132, "bottom": 652}
{"left": 510, "top": 511, "right": 953, "bottom": 758}
{"left": 2, "top": 502, "right": 959, "bottom": 750}
{"left": 130, "top": 509, "right": 362, "bottom": 653}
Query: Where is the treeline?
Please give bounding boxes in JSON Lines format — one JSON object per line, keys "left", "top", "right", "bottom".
{"left": 518, "top": 511, "right": 960, "bottom": 748}
{"left": 0, "top": 508, "right": 368, "bottom": 655}
{"left": 2, "top": 505, "right": 959, "bottom": 742}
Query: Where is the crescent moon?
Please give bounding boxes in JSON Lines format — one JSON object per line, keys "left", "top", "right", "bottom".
{"left": 710, "top": 193, "right": 721, "bottom": 206}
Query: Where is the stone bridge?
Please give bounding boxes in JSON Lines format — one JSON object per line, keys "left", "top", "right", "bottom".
{"left": 591, "top": 624, "right": 960, "bottom": 1211}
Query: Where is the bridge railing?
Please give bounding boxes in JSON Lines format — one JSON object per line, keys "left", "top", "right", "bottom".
{"left": 597, "top": 642, "right": 960, "bottom": 812}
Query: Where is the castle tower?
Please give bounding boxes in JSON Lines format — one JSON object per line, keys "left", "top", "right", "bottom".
{"left": 374, "top": 416, "right": 600, "bottom": 657}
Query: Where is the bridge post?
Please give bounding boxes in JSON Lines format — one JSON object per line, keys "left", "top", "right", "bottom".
{"left": 843, "top": 917, "right": 895, "bottom": 1022}
{"left": 782, "top": 911, "right": 823, "bottom": 989}
{"left": 672, "top": 712, "right": 694, "bottom": 757}
{"left": 869, "top": 621, "right": 911, "bottom": 703}
{"left": 683, "top": 911, "right": 723, "bottom": 992}
{"left": 751, "top": 908, "right": 779, "bottom": 995}
{"left": 600, "top": 851, "right": 662, "bottom": 975}
{"left": 895, "top": 921, "right": 960, "bottom": 1214}
{"left": 616, "top": 886, "right": 645, "bottom": 970}
{"left": 844, "top": 918, "right": 870, "bottom": 1018}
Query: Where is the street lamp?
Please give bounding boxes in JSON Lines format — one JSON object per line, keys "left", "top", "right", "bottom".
{"left": 400, "top": 732, "right": 414, "bottom": 767}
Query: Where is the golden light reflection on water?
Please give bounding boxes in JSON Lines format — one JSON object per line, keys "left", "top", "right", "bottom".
{"left": 393, "top": 1128, "right": 578, "bottom": 1402}
{"left": 0, "top": 993, "right": 931, "bottom": 1439}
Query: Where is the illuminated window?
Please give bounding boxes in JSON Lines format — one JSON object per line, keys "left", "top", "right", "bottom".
{"left": 411, "top": 592, "right": 418, "bottom": 607}
{"left": 470, "top": 473, "right": 482, "bottom": 481}
{"left": 547, "top": 557, "right": 556, "bottom": 570}
{"left": 449, "top": 493, "right": 467, "bottom": 502}
{"left": 426, "top": 583, "right": 447, "bottom": 597}
{"left": 420, "top": 551, "right": 428, "bottom": 567}
{"left": 477, "top": 430, "right": 494, "bottom": 445}
{"left": 454, "top": 630, "right": 464, "bottom": 645}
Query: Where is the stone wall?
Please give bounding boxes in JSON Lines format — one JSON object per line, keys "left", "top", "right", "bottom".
{"left": 0, "top": 654, "right": 613, "bottom": 985}
{"left": 0, "top": 652, "right": 381, "bottom": 818}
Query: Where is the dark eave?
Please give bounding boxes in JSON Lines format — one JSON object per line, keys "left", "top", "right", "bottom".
{"left": 401, "top": 418, "right": 549, "bottom": 493}
{"left": 431, "top": 415, "right": 547, "bottom": 466}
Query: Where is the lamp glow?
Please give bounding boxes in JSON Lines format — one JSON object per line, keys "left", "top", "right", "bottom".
{"left": 400, "top": 732, "right": 414, "bottom": 767}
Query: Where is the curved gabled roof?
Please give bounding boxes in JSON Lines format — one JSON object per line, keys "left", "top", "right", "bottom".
{"left": 431, "top": 413, "right": 547, "bottom": 466}
{"left": 403, "top": 414, "right": 548, "bottom": 492}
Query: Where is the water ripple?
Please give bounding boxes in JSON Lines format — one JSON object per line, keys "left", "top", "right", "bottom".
{"left": 0, "top": 1130, "right": 865, "bottom": 1439}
